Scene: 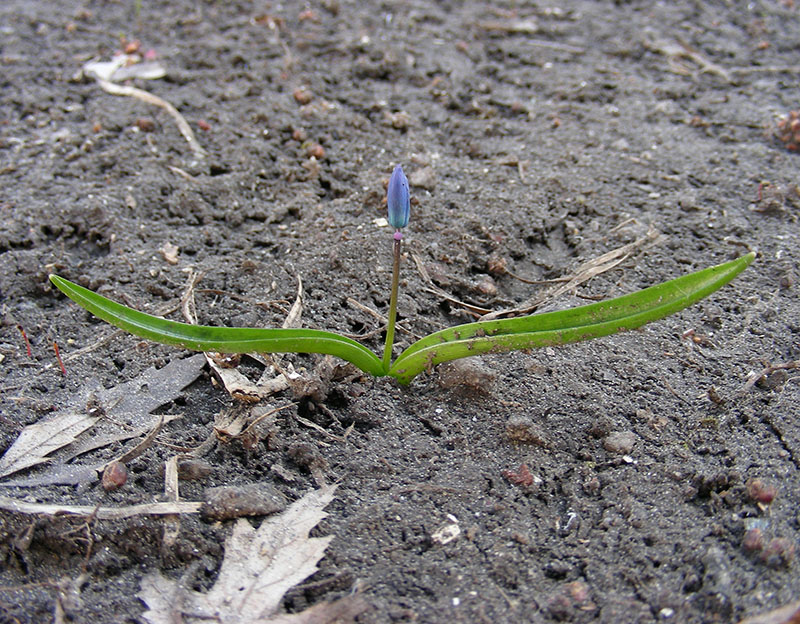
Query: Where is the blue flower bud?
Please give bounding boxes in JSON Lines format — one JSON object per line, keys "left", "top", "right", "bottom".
{"left": 387, "top": 164, "right": 410, "bottom": 229}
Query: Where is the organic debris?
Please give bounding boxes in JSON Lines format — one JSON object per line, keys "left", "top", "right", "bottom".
{"left": 81, "top": 51, "right": 206, "bottom": 158}
{"left": 481, "top": 226, "right": 661, "bottom": 320}
{"left": 201, "top": 483, "right": 287, "bottom": 521}
{"left": 775, "top": 110, "right": 800, "bottom": 152}
{"left": 0, "top": 355, "right": 205, "bottom": 483}
{"left": 137, "top": 486, "right": 366, "bottom": 624}
{"left": 0, "top": 497, "right": 201, "bottom": 519}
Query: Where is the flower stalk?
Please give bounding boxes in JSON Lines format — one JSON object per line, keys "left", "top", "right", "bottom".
{"left": 382, "top": 232, "right": 403, "bottom": 372}
{"left": 382, "top": 165, "right": 411, "bottom": 373}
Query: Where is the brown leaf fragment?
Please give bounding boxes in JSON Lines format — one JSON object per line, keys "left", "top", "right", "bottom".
{"left": 0, "top": 355, "right": 204, "bottom": 485}
{"left": 98, "top": 354, "right": 206, "bottom": 427}
{"left": 201, "top": 483, "right": 287, "bottom": 521}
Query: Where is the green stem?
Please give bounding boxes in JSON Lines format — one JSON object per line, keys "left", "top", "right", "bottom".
{"left": 382, "top": 236, "right": 402, "bottom": 373}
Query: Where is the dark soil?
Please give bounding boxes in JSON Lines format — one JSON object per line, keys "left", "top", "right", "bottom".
{"left": 1, "top": 1, "right": 799, "bottom": 622}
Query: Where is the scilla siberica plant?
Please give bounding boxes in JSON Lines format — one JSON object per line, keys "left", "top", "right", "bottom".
{"left": 50, "top": 165, "right": 754, "bottom": 384}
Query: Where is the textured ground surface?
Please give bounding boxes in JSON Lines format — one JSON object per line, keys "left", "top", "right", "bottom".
{"left": 1, "top": 1, "right": 799, "bottom": 622}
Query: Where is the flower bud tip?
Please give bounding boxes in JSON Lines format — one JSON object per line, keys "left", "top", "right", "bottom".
{"left": 387, "top": 164, "right": 410, "bottom": 229}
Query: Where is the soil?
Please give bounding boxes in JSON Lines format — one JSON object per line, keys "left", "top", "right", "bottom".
{"left": 1, "top": 1, "right": 799, "bottom": 623}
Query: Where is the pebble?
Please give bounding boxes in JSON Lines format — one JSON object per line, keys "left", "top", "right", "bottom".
{"left": 101, "top": 461, "right": 128, "bottom": 491}
{"left": 438, "top": 359, "right": 496, "bottom": 391}
{"left": 746, "top": 478, "right": 778, "bottom": 505}
{"left": 505, "top": 414, "right": 548, "bottom": 446}
{"left": 602, "top": 430, "right": 637, "bottom": 454}
{"left": 742, "top": 528, "right": 764, "bottom": 553}
{"left": 293, "top": 86, "right": 313, "bottom": 104}
{"left": 409, "top": 166, "right": 436, "bottom": 190}
{"left": 761, "top": 537, "right": 795, "bottom": 568}
{"left": 201, "top": 484, "right": 286, "bottom": 520}
{"left": 473, "top": 275, "right": 497, "bottom": 297}
{"left": 177, "top": 458, "right": 213, "bottom": 481}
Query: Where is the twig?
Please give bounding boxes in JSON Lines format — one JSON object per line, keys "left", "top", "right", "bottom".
{"left": 94, "top": 77, "right": 206, "bottom": 158}
{"left": 731, "top": 65, "right": 800, "bottom": 76}
{"left": 162, "top": 456, "right": 181, "bottom": 550}
{"left": 111, "top": 414, "right": 166, "bottom": 466}
{"left": 293, "top": 415, "right": 339, "bottom": 443}
{"left": 745, "top": 360, "right": 799, "bottom": 391}
{"left": 0, "top": 497, "right": 201, "bottom": 519}
{"left": 282, "top": 275, "right": 303, "bottom": 329}
{"left": 239, "top": 403, "right": 295, "bottom": 440}
{"left": 481, "top": 227, "right": 661, "bottom": 320}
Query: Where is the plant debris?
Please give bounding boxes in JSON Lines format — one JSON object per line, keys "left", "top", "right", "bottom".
{"left": 138, "top": 485, "right": 361, "bottom": 623}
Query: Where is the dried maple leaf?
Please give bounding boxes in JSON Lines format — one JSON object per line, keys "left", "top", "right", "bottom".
{"left": 138, "top": 485, "right": 364, "bottom": 624}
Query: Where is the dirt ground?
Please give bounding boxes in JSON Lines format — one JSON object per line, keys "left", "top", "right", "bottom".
{"left": 1, "top": 1, "right": 799, "bottom": 622}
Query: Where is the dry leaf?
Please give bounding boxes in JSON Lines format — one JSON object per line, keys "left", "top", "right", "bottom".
{"left": 138, "top": 485, "right": 340, "bottom": 624}
{"left": 0, "top": 355, "right": 205, "bottom": 482}
{"left": 82, "top": 54, "right": 166, "bottom": 82}
{"left": 0, "top": 410, "right": 98, "bottom": 478}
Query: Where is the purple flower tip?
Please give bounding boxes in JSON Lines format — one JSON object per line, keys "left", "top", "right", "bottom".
{"left": 387, "top": 164, "right": 410, "bottom": 230}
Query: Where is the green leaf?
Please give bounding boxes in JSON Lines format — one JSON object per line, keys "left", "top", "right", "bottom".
{"left": 388, "top": 252, "right": 754, "bottom": 384}
{"left": 50, "top": 252, "right": 754, "bottom": 386}
{"left": 49, "top": 275, "right": 385, "bottom": 377}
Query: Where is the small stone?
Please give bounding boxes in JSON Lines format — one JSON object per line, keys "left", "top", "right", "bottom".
{"left": 409, "top": 166, "right": 436, "bottom": 190}
{"left": 603, "top": 431, "right": 637, "bottom": 454}
{"left": 201, "top": 484, "right": 286, "bottom": 521}
{"left": 486, "top": 254, "right": 507, "bottom": 275}
{"left": 177, "top": 458, "right": 213, "bottom": 481}
{"left": 587, "top": 416, "right": 613, "bottom": 439}
{"left": 293, "top": 86, "right": 313, "bottom": 104}
{"left": 306, "top": 143, "right": 325, "bottom": 159}
{"left": 287, "top": 442, "right": 327, "bottom": 473}
{"left": 583, "top": 476, "right": 601, "bottom": 494}
{"left": 136, "top": 118, "right": 156, "bottom": 132}
{"left": 546, "top": 592, "right": 573, "bottom": 621}
{"left": 101, "top": 461, "right": 127, "bottom": 491}
{"left": 384, "top": 110, "right": 410, "bottom": 129}
{"left": 611, "top": 138, "right": 629, "bottom": 151}
{"left": 505, "top": 414, "right": 548, "bottom": 446}
{"left": 760, "top": 537, "right": 795, "bottom": 568}
{"left": 746, "top": 478, "right": 778, "bottom": 505}
{"left": 742, "top": 528, "right": 764, "bottom": 553}
{"left": 566, "top": 581, "right": 590, "bottom": 603}
{"left": 502, "top": 463, "right": 537, "bottom": 487}
{"left": 757, "top": 370, "right": 787, "bottom": 391}
{"left": 438, "top": 359, "right": 496, "bottom": 391}
{"left": 473, "top": 275, "right": 497, "bottom": 297}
